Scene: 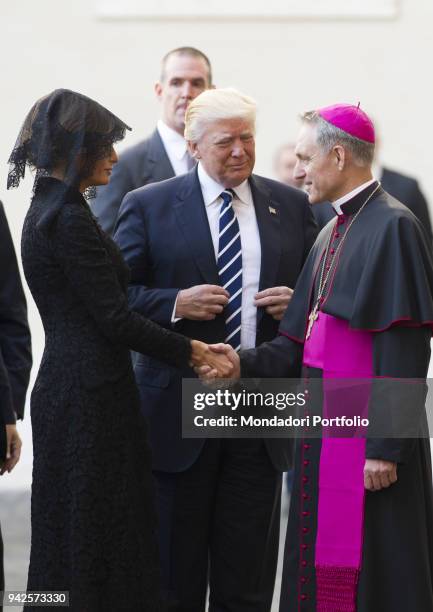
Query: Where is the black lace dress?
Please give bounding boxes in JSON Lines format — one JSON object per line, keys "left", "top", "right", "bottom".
{"left": 21, "top": 178, "right": 191, "bottom": 611}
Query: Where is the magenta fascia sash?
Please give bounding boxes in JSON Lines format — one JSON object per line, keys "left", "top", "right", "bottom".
{"left": 303, "top": 312, "right": 373, "bottom": 612}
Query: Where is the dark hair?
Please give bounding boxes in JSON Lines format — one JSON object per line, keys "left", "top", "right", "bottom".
{"left": 8, "top": 89, "right": 130, "bottom": 191}
{"left": 160, "top": 47, "right": 212, "bottom": 85}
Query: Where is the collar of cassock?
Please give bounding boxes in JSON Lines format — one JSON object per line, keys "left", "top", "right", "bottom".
{"left": 332, "top": 180, "right": 381, "bottom": 217}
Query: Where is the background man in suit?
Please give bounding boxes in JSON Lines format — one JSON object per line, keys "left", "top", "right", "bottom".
{"left": 274, "top": 141, "right": 433, "bottom": 239}
{"left": 312, "top": 165, "right": 433, "bottom": 238}
{"left": 114, "top": 88, "right": 317, "bottom": 612}
{"left": 379, "top": 166, "right": 432, "bottom": 239}
{"left": 0, "top": 201, "right": 32, "bottom": 609}
{"left": 92, "top": 46, "right": 213, "bottom": 234}
{"left": 273, "top": 142, "right": 304, "bottom": 189}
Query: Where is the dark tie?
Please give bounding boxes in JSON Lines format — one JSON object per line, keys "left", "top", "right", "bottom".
{"left": 217, "top": 190, "right": 242, "bottom": 352}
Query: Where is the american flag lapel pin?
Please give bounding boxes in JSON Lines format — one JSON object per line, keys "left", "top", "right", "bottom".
{"left": 269, "top": 205, "right": 277, "bottom": 215}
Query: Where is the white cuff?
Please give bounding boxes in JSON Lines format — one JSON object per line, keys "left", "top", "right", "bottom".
{"left": 171, "top": 292, "right": 182, "bottom": 324}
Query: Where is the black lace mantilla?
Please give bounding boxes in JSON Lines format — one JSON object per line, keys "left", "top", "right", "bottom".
{"left": 7, "top": 89, "right": 130, "bottom": 193}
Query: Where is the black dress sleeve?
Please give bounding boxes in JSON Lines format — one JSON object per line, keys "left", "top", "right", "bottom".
{"left": 0, "top": 347, "right": 15, "bottom": 425}
{"left": 366, "top": 326, "right": 431, "bottom": 464}
{"left": 51, "top": 201, "right": 191, "bottom": 368}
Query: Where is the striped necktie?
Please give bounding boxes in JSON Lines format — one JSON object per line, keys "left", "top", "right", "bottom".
{"left": 217, "top": 189, "right": 242, "bottom": 352}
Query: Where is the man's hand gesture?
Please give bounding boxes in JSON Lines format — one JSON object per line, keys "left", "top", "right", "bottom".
{"left": 254, "top": 286, "right": 293, "bottom": 321}
{"left": 176, "top": 285, "right": 229, "bottom": 320}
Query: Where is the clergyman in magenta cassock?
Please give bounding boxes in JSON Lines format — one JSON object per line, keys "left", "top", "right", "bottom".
{"left": 235, "top": 105, "right": 433, "bottom": 611}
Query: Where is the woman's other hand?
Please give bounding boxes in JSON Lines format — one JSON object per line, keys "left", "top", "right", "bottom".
{"left": 0, "top": 424, "right": 22, "bottom": 475}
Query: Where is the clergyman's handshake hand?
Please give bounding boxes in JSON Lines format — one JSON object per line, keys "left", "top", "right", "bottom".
{"left": 192, "top": 343, "right": 240, "bottom": 383}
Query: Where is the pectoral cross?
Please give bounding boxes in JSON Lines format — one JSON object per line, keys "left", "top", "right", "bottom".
{"left": 306, "top": 303, "right": 319, "bottom": 340}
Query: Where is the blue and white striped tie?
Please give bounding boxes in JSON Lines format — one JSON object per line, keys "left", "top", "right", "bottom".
{"left": 217, "top": 190, "right": 242, "bottom": 352}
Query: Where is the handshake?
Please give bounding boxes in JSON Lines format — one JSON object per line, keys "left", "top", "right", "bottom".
{"left": 190, "top": 340, "right": 241, "bottom": 381}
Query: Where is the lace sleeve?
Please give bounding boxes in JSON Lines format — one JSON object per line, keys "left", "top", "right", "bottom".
{"left": 50, "top": 201, "right": 191, "bottom": 368}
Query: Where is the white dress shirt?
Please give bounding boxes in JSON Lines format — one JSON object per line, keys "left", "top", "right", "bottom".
{"left": 197, "top": 164, "right": 261, "bottom": 350}
{"left": 157, "top": 119, "right": 191, "bottom": 176}
{"left": 332, "top": 178, "right": 376, "bottom": 215}
{"left": 172, "top": 164, "right": 261, "bottom": 350}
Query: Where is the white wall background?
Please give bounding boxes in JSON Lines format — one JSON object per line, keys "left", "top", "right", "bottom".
{"left": 1, "top": 0, "right": 433, "bottom": 489}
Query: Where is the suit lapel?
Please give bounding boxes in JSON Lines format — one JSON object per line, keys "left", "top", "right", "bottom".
{"left": 249, "top": 175, "right": 282, "bottom": 325}
{"left": 250, "top": 175, "right": 281, "bottom": 293}
{"left": 173, "top": 173, "right": 284, "bottom": 313}
{"left": 145, "top": 129, "right": 175, "bottom": 182}
{"left": 173, "top": 169, "right": 219, "bottom": 285}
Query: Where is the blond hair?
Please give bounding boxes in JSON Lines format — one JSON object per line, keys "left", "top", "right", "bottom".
{"left": 184, "top": 88, "right": 257, "bottom": 142}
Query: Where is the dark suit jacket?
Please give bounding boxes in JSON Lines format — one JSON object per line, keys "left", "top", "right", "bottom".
{"left": 312, "top": 168, "right": 432, "bottom": 240}
{"left": 92, "top": 129, "right": 175, "bottom": 235}
{"left": 0, "top": 201, "right": 32, "bottom": 460}
{"left": 114, "top": 169, "right": 318, "bottom": 472}
{"left": 381, "top": 168, "right": 432, "bottom": 240}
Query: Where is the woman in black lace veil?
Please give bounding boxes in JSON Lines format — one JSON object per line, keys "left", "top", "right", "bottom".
{"left": 8, "top": 89, "right": 230, "bottom": 611}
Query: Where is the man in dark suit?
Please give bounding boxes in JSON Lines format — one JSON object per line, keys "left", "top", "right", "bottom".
{"left": 0, "top": 201, "right": 32, "bottom": 608}
{"left": 115, "top": 88, "right": 318, "bottom": 612}
{"left": 92, "top": 46, "right": 213, "bottom": 234}
{"left": 381, "top": 167, "right": 432, "bottom": 239}
{"left": 273, "top": 142, "right": 304, "bottom": 190}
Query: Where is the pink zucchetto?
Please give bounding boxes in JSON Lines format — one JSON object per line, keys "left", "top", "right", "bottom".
{"left": 317, "top": 103, "right": 375, "bottom": 144}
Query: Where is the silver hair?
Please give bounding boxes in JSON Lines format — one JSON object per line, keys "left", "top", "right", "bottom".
{"left": 184, "top": 88, "right": 256, "bottom": 142}
{"left": 301, "top": 110, "right": 375, "bottom": 167}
